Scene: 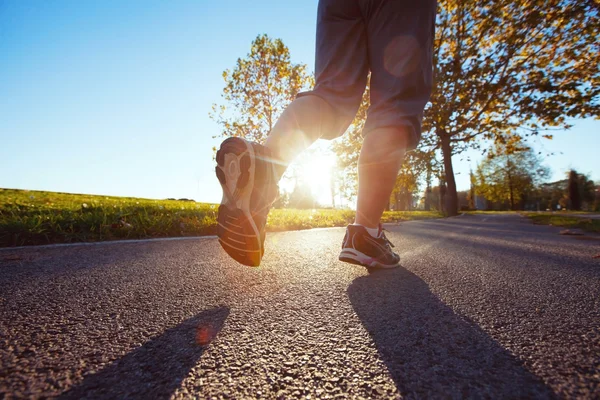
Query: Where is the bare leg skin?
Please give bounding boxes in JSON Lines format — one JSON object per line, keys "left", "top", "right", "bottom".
{"left": 264, "top": 95, "right": 336, "bottom": 178}
{"left": 355, "top": 127, "right": 408, "bottom": 228}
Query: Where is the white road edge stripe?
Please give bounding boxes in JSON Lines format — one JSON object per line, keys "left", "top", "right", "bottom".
{"left": 0, "top": 236, "right": 218, "bottom": 252}
{"left": 0, "top": 220, "right": 436, "bottom": 252}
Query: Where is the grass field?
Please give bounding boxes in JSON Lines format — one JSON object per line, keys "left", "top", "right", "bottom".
{"left": 524, "top": 212, "right": 600, "bottom": 234}
{"left": 463, "top": 211, "right": 518, "bottom": 215}
{"left": 0, "top": 189, "right": 442, "bottom": 247}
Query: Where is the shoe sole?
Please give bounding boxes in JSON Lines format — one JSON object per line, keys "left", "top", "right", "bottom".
{"left": 339, "top": 248, "right": 399, "bottom": 269}
{"left": 215, "top": 137, "right": 263, "bottom": 266}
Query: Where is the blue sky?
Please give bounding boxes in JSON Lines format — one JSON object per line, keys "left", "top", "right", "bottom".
{"left": 1, "top": 0, "right": 598, "bottom": 204}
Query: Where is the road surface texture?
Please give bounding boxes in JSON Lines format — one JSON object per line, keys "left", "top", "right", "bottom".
{"left": 1, "top": 214, "right": 599, "bottom": 399}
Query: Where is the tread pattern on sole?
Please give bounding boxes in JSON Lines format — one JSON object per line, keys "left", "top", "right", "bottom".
{"left": 339, "top": 249, "right": 399, "bottom": 269}
{"left": 215, "top": 137, "right": 263, "bottom": 267}
{"left": 216, "top": 138, "right": 251, "bottom": 193}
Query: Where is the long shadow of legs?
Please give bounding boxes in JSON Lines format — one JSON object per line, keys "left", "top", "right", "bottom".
{"left": 348, "top": 269, "right": 555, "bottom": 398}
{"left": 59, "top": 306, "right": 230, "bottom": 400}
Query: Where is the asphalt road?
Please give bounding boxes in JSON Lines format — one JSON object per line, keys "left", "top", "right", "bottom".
{"left": 1, "top": 214, "right": 599, "bottom": 399}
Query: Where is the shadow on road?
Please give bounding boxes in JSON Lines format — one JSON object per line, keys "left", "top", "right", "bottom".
{"left": 348, "top": 268, "right": 555, "bottom": 398}
{"left": 58, "top": 306, "right": 229, "bottom": 400}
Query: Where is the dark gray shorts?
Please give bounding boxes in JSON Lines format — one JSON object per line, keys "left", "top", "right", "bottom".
{"left": 299, "top": 0, "right": 437, "bottom": 148}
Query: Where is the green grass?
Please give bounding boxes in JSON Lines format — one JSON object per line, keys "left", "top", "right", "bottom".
{"left": 267, "top": 209, "right": 441, "bottom": 231}
{"left": 0, "top": 189, "right": 219, "bottom": 247}
{"left": 0, "top": 188, "right": 442, "bottom": 247}
{"left": 524, "top": 213, "right": 600, "bottom": 233}
{"left": 463, "top": 210, "right": 519, "bottom": 214}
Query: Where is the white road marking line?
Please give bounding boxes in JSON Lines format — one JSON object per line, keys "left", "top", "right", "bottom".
{"left": 0, "top": 236, "right": 217, "bottom": 252}
{"left": 1, "top": 219, "right": 442, "bottom": 252}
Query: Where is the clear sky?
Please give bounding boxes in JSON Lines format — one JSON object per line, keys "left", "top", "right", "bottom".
{"left": 1, "top": 0, "right": 598, "bottom": 204}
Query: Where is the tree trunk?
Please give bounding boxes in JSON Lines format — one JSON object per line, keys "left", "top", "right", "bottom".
{"left": 507, "top": 175, "right": 515, "bottom": 210}
{"left": 507, "top": 160, "right": 515, "bottom": 210}
{"left": 401, "top": 194, "right": 407, "bottom": 211}
{"left": 468, "top": 171, "right": 475, "bottom": 210}
{"left": 424, "top": 165, "right": 432, "bottom": 211}
{"left": 330, "top": 173, "right": 336, "bottom": 208}
{"left": 440, "top": 133, "right": 458, "bottom": 216}
{"left": 568, "top": 170, "right": 581, "bottom": 210}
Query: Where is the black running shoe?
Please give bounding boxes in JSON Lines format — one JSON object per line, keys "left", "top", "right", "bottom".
{"left": 339, "top": 225, "right": 400, "bottom": 269}
{"left": 215, "top": 137, "right": 279, "bottom": 266}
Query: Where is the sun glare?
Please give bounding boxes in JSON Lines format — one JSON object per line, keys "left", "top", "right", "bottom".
{"left": 300, "top": 152, "right": 337, "bottom": 205}
{"left": 281, "top": 144, "right": 338, "bottom": 207}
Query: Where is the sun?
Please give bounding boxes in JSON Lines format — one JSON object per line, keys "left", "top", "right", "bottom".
{"left": 300, "top": 151, "right": 337, "bottom": 205}
{"left": 281, "top": 143, "right": 338, "bottom": 207}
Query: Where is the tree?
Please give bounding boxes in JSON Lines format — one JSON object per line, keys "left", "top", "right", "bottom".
{"left": 390, "top": 150, "right": 432, "bottom": 210}
{"left": 578, "top": 173, "right": 596, "bottom": 210}
{"left": 467, "top": 170, "right": 476, "bottom": 210}
{"left": 537, "top": 179, "right": 568, "bottom": 211}
{"left": 210, "top": 34, "right": 313, "bottom": 144}
{"left": 568, "top": 170, "right": 582, "bottom": 210}
{"left": 425, "top": 0, "right": 600, "bottom": 216}
{"left": 476, "top": 146, "right": 550, "bottom": 210}
{"left": 425, "top": 184, "right": 448, "bottom": 212}
{"left": 272, "top": 192, "right": 290, "bottom": 209}
{"left": 457, "top": 190, "right": 470, "bottom": 211}
{"left": 288, "top": 181, "right": 316, "bottom": 209}
{"left": 568, "top": 170, "right": 596, "bottom": 211}
{"left": 438, "top": 177, "right": 447, "bottom": 213}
